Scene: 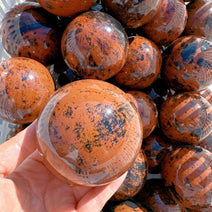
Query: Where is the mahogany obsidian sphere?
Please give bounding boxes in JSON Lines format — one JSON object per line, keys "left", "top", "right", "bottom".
{"left": 114, "top": 36, "right": 162, "bottom": 89}
{"left": 137, "top": 179, "right": 186, "bottom": 211}
{"left": 37, "top": 0, "right": 96, "bottom": 17}
{"left": 0, "top": 57, "right": 55, "bottom": 124}
{"left": 102, "top": 0, "right": 162, "bottom": 28}
{"left": 162, "top": 36, "right": 212, "bottom": 92}
{"left": 161, "top": 146, "right": 212, "bottom": 211}
{"left": 142, "top": 0, "right": 187, "bottom": 45}
{"left": 111, "top": 149, "right": 148, "bottom": 201}
{"left": 36, "top": 79, "right": 143, "bottom": 186}
{"left": 1, "top": 2, "right": 60, "bottom": 65}
{"left": 185, "top": 0, "right": 212, "bottom": 40}
{"left": 159, "top": 91, "right": 212, "bottom": 145}
{"left": 61, "top": 11, "right": 129, "bottom": 80}
{"left": 104, "top": 200, "right": 149, "bottom": 212}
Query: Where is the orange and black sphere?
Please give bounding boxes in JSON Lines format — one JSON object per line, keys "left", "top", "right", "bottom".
{"left": 159, "top": 91, "right": 212, "bottom": 145}
{"left": 0, "top": 57, "right": 55, "bottom": 124}
{"left": 1, "top": 2, "right": 60, "bottom": 65}
{"left": 161, "top": 146, "right": 212, "bottom": 211}
{"left": 61, "top": 11, "right": 129, "bottom": 80}
{"left": 36, "top": 79, "right": 143, "bottom": 186}
{"left": 37, "top": 0, "right": 96, "bottom": 17}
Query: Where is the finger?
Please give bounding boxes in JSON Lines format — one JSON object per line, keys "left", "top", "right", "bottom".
{"left": 77, "top": 172, "right": 127, "bottom": 212}
{"left": 0, "top": 120, "right": 37, "bottom": 177}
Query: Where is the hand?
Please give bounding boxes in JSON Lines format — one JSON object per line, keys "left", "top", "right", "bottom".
{"left": 0, "top": 121, "right": 127, "bottom": 212}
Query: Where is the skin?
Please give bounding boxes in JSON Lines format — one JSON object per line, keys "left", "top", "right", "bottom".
{"left": 0, "top": 121, "right": 127, "bottom": 212}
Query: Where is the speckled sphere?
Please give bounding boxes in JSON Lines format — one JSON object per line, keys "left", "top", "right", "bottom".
{"left": 159, "top": 92, "right": 212, "bottom": 145}
{"left": 137, "top": 179, "right": 186, "bottom": 212}
{"left": 36, "top": 79, "right": 143, "bottom": 186}
{"left": 114, "top": 36, "right": 162, "bottom": 89}
{"left": 61, "top": 11, "right": 129, "bottom": 80}
{"left": 161, "top": 146, "right": 212, "bottom": 211}
{"left": 185, "top": 0, "right": 212, "bottom": 40}
{"left": 162, "top": 36, "right": 212, "bottom": 91}
{"left": 0, "top": 57, "right": 55, "bottom": 124}
{"left": 105, "top": 200, "right": 149, "bottom": 212}
{"left": 126, "top": 90, "right": 158, "bottom": 138}
{"left": 111, "top": 149, "right": 148, "bottom": 201}
{"left": 37, "top": 0, "right": 96, "bottom": 17}
{"left": 1, "top": 2, "right": 61, "bottom": 65}
{"left": 102, "top": 0, "right": 162, "bottom": 28}
{"left": 142, "top": 128, "right": 172, "bottom": 174}
{"left": 102, "top": 199, "right": 148, "bottom": 212}
{"left": 142, "top": 0, "right": 187, "bottom": 45}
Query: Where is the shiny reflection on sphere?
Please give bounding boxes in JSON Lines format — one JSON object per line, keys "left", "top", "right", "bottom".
{"left": 0, "top": 57, "right": 55, "bottom": 124}
{"left": 36, "top": 79, "right": 143, "bottom": 186}
{"left": 102, "top": 0, "right": 162, "bottom": 28}
{"left": 1, "top": 2, "right": 60, "bottom": 65}
{"left": 163, "top": 36, "right": 212, "bottom": 92}
{"left": 37, "top": 0, "right": 96, "bottom": 17}
{"left": 159, "top": 92, "right": 212, "bottom": 145}
{"left": 162, "top": 146, "right": 212, "bottom": 211}
{"left": 185, "top": 0, "right": 212, "bottom": 40}
{"left": 61, "top": 11, "right": 129, "bottom": 80}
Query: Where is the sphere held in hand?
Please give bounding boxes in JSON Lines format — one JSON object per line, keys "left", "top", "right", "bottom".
{"left": 36, "top": 79, "right": 143, "bottom": 186}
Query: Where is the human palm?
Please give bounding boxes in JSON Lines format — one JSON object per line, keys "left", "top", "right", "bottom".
{"left": 0, "top": 121, "right": 126, "bottom": 212}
